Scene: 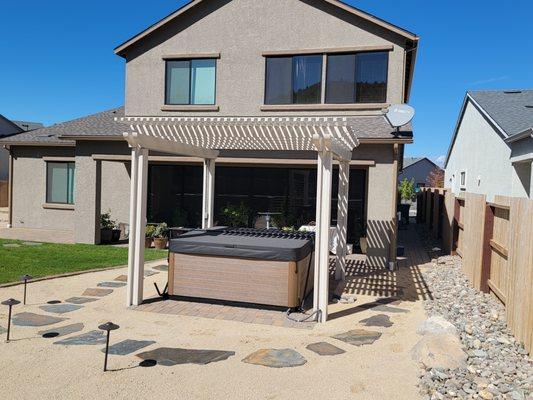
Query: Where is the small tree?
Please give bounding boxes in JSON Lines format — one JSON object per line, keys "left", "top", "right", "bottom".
{"left": 398, "top": 178, "right": 416, "bottom": 202}
{"left": 427, "top": 168, "right": 444, "bottom": 188}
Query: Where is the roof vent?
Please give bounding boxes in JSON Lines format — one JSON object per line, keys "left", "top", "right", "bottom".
{"left": 37, "top": 134, "right": 55, "bottom": 138}
{"left": 503, "top": 90, "right": 522, "bottom": 94}
{"left": 525, "top": 105, "right": 533, "bottom": 109}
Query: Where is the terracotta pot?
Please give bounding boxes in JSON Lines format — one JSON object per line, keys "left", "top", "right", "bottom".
{"left": 153, "top": 237, "right": 168, "bottom": 250}
{"left": 144, "top": 237, "right": 153, "bottom": 248}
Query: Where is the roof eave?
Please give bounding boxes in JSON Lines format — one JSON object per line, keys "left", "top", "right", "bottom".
{"left": 0, "top": 140, "right": 75, "bottom": 147}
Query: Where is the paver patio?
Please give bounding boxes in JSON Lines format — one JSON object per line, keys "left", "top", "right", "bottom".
{"left": 0, "top": 226, "right": 434, "bottom": 399}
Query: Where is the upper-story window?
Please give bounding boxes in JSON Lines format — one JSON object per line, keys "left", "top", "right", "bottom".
{"left": 326, "top": 51, "right": 388, "bottom": 104}
{"left": 165, "top": 59, "right": 216, "bottom": 105}
{"left": 264, "top": 55, "right": 323, "bottom": 105}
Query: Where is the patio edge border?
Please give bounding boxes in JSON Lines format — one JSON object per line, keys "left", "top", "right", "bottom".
{"left": 0, "top": 258, "right": 167, "bottom": 288}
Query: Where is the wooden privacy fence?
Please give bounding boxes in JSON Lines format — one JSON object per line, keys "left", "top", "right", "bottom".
{"left": 417, "top": 188, "right": 533, "bottom": 352}
{"left": 0, "top": 180, "right": 8, "bottom": 207}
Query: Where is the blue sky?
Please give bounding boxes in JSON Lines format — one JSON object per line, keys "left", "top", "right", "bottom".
{"left": 1, "top": 1, "right": 532, "bottom": 165}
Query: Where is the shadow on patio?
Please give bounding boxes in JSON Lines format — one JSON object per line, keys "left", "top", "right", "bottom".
{"left": 328, "top": 223, "right": 434, "bottom": 320}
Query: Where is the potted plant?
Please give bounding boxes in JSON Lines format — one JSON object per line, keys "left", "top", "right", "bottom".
{"left": 220, "top": 202, "right": 251, "bottom": 227}
{"left": 145, "top": 225, "right": 156, "bottom": 248}
{"left": 111, "top": 224, "right": 122, "bottom": 242}
{"left": 153, "top": 222, "right": 168, "bottom": 249}
{"left": 100, "top": 210, "right": 116, "bottom": 244}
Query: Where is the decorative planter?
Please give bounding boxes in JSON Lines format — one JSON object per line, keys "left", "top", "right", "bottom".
{"left": 153, "top": 237, "right": 168, "bottom": 250}
{"left": 111, "top": 229, "right": 121, "bottom": 242}
{"left": 100, "top": 229, "right": 113, "bottom": 244}
{"left": 144, "top": 238, "right": 153, "bottom": 248}
{"left": 359, "top": 236, "right": 368, "bottom": 254}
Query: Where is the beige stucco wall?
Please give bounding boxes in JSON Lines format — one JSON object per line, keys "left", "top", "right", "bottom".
{"left": 11, "top": 146, "right": 75, "bottom": 231}
{"left": 124, "top": 0, "right": 408, "bottom": 117}
{"left": 101, "top": 160, "right": 131, "bottom": 227}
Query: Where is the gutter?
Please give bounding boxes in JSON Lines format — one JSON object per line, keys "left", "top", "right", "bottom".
{"left": 505, "top": 127, "right": 533, "bottom": 144}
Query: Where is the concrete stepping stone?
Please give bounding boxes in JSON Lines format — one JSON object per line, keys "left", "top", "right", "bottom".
{"left": 3, "top": 243, "right": 20, "bottom": 248}
{"left": 0, "top": 326, "right": 6, "bottom": 334}
{"left": 137, "top": 347, "right": 235, "bottom": 366}
{"left": 242, "top": 349, "right": 307, "bottom": 368}
{"left": 332, "top": 329, "right": 382, "bottom": 346}
{"left": 65, "top": 297, "right": 98, "bottom": 304}
{"left": 114, "top": 275, "right": 128, "bottom": 282}
{"left": 101, "top": 339, "right": 156, "bottom": 356}
{"left": 39, "top": 323, "right": 85, "bottom": 338}
{"left": 54, "top": 330, "right": 106, "bottom": 345}
{"left": 97, "top": 281, "right": 126, "bottom": 288}
{"left": 372, "top": 304, "right": 409, "bottom": 314}
{"left": 22, "top": 242, "right": 43, "bottom": 246}
{"left": 82, "top": 288, "right": 113, "bottom": 297}
{"left": 12, "top": 312, "right": 67, "bottom": 327}
{"left": 39, "top": 304, "right": 83, "bottom": 314}
{"left": 144, "top": 270, "right": 159, "bottom": 277}
{"left": 152, "top": 265, "right": 168, "bottom": 271}
{"left": 360, "top": 314, "right": 393, "bottom": 328}
{"left": 306, "top": 342, "right": 346, "bottom": 356}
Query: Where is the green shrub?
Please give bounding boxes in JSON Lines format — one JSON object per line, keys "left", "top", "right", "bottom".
{"left": 220, "top": 203, "right": 251, "bottom": 227}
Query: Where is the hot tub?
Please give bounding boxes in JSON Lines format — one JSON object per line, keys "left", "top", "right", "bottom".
{"left": 168, "top": 228, "right": 314, "bottom": 308}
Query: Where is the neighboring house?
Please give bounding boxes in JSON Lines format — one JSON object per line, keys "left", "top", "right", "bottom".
{"left": 399, "top": 157, "right": 440, "bottom": 189}
{"left": 0, "top": 0, "right": 418, "bottom": 268}
{"left": 445, "top": 90, "right": 533, "bottom": 201}
{"left": 0, "top": 115, "right": 43, "bottom": 181}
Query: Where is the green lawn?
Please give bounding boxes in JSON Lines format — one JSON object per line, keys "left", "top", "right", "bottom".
{"left": 0, "top": 239, "right": 166, "bottom": 284}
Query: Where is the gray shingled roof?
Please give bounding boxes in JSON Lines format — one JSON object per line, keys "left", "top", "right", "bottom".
{"left": 0, "top": 106, "right": 411, "bottom": 146}
{"left": 0, "top": 107, "right": 124, "bottom": 145}
{"left": 12, "top": 120, "right": 44, "bottom": 131}
{"left": 403, "top": 157, "right": 424, "bottom": 169}
{"left": 468, "top": 90, "right": 533, "bottom": 137}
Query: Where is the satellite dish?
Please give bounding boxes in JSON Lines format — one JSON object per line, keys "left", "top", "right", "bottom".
{"left": 386, "top": 104, "right": 415, "bottom": 128}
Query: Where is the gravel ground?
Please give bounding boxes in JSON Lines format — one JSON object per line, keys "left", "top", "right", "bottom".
{"left": 417, "top": 231, "right": 532, "bottom": 400}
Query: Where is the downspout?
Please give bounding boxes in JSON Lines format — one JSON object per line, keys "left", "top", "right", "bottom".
{"left": 389, "top": 143, "right": 400, "bottom": 269}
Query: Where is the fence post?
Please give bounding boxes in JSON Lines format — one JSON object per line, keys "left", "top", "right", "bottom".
{"left": 480, "top": 204, "right": 494, "bottom": 293}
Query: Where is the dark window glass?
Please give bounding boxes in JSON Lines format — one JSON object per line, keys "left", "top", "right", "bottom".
{"left": 265, "top": 55, "right": 322, "bottom": 104}
{"left": 265, "top": 57, "right": 292, "bottom": 105}
{"left": 292, "top": 55, "right": 322, "bottom": 104}
{"left": 355, "top": 52, "right": 388, "bottom": 103}
{"left": 326, "top": 51, "right": 388, "bottom": 104}
{"left": 326, "top": 54, "right": 356, "bottom": 103}
{"left": 165, "top": 59, "right": 216, "bottom": 105}
{"left": 46, "top": 162, "right": 75, "bottom": 204}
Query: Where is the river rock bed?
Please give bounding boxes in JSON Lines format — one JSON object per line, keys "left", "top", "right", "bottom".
{"left": 417, "top": 251, "right": 532, "bottom": 400}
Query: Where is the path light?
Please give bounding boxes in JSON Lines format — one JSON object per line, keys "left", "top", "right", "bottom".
{"left": 2, "top": 298, "right": 21, "bottom": 342}
{"left": 98, "top": 322, "right": 119, "bottom": 372}
{"left": 20, "top": 275, "right": 33, "bottom": 305}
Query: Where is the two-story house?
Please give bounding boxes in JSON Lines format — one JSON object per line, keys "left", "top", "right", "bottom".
{"left": 1, "top": 0, "right": 418, "bottom": 271}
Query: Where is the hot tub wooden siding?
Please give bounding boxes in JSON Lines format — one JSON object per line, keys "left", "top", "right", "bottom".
{"left": 169, "top": 252, "right": 314, "bottom": 308}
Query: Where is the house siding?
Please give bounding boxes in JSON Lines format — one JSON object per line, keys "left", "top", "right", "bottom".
{"left": 11, "top": 146, "right": 75, "bottom": 231}
{"left": 445, "top": 100, "right": 529, "bottom": 201}
{"left": 398, "top": 159, "right": 437, "bottom": 187}
{"left": 124, "top": 0, "right": 407, "bottom": 117}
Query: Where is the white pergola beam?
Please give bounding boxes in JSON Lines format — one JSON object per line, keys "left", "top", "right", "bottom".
{"left": 202, "top": 159, "right": 216, "bottom": 229}
{"left": 123, "top": 131, "right": 219, "bottom": 159}
{"left": 132, "top": 148, "right": 149, "bottom": 306}
{"left": 315, "top": 148, "right": 333, "bottom": 323}
{"left": 126, "top": 147, "right": 138, "bottom": 307}
{"left": 335, "top": 160, "right": 350, "bottom": 281}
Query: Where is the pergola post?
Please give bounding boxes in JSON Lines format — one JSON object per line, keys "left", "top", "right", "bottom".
{"left": 132, "top": 148, "right": 148, "bottom": 306}
{"left": 202, "top": 158, "right": 216, "bottom": 229}
{"left": 126, "top": 147, "right": 139, "bottom": 306}
{"left": 314, "top": 147, "right": 333, "bottom": 323}
{"left": 335, "top": 160, "right": 350, "bottom": 281}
